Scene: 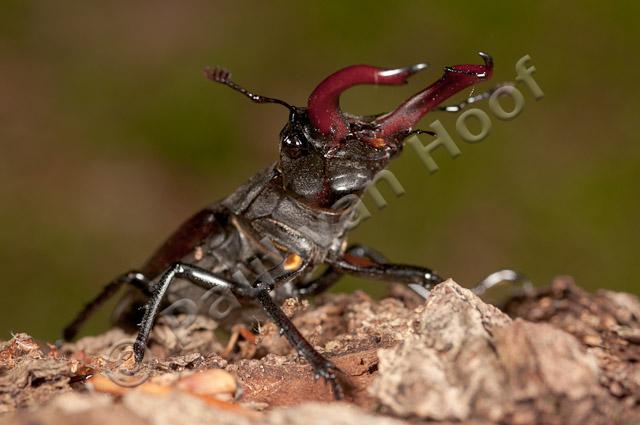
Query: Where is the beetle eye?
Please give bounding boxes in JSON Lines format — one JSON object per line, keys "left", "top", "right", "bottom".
{"left": 282, "top": 134, "right": 306, "bottom": 158}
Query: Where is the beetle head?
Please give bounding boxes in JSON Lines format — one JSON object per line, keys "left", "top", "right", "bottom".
{"left": 276, "top": 106, "right": 408, "bottom": 209}
{"left": 206, "top": 53, "right": 493, "bottom": 209}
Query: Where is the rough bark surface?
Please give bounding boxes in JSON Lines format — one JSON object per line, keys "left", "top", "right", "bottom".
{"left": 1, "top": 278, "right": 639, "bottom": 425}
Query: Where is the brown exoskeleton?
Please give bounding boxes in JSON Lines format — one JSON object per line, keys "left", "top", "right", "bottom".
{"left": 63, "top": 52, "right": 515, "bottom": 398}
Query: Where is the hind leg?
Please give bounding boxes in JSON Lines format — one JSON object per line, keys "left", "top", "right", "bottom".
{"left": 62, "top": 271, "right": 152, "bottom": 341}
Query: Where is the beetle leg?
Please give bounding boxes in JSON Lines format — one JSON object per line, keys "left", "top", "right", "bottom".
{"left": 309, "top": 245, "right": 443, "bottom": 299}
{"left": 295, "top": 244, "right": 388, "bottom": 297}
{"left": 472, "top": 269, "right": 534, "bottom": 296}
{"left": 254, "top": 287, "right": 349, "bottom": 400}
{"left": 132, "top": 262, "right": 347, "bottom": 400}
{"left": 132, "top": 262, "right": 258, "bottom": 364}
{"left": 297, "top": 244, "right": 441, "bottom": 298}
{"left": 435, "top": 83, "right": 515, "bottom": 112}
{"left": 294, "top": 266, "right": 343, "bottom": 297}
{"left": 62, "top": 271, "right": 152, "bottom": 341}
{"left": 316, "top": 246, "right": 532, "bottom": 301}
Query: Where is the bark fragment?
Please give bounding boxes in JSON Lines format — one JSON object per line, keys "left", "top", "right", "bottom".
{"left": 2, "top": 278, "right": 639, "bottom": 425}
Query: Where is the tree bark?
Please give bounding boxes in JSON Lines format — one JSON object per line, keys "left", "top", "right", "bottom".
{"left": 1, "top": 277, "right": 639, "bottom": 425}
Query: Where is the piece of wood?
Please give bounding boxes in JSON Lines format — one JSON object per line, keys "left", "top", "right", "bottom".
{"left": 2, "top": 278, "right": 639, "bottom": 424}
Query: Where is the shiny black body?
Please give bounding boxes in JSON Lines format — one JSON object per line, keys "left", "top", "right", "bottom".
{"left": 63, "top": 55, "right": 496, "bottom": 399}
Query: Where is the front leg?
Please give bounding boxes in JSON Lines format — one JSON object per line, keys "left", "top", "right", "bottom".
{"left": 131, "top": 261, "right": 347, "bottom": 399}
{"left": 328, "top": 251, "right": 443, "bottom": 298}
{"left": 254, "top": 289, "right": 347, "bottom": 399}
{"left": 132, "top": 262, "right": 257, "bottom": 363}
{"left": 296, "top": 244, "right": 442, "bottom": 298}
{"left": 300, "top": 244, "right": 529, "bottom": 300}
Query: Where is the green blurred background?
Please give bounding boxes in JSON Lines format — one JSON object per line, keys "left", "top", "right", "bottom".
{"left": 1, "top": 1, "right": 639, "bottom": 340}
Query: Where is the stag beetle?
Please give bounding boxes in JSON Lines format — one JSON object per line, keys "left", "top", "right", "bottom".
{"left": 62, "top": 52, "right": 517, "bottom": 399}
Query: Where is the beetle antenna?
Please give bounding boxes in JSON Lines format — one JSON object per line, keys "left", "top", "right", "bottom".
{"left": 204, "top": 66, "right": 295, "bottom": 112}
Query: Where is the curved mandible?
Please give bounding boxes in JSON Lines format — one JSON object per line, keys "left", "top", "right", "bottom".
{"left": 307, "top": 63, "right": 429, "bottom": 142}
{"left": 374, "top": 52, "right": 494, "bottom": 138}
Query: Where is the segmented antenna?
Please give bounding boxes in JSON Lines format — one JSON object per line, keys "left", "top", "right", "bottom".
{"left": 204, "top": 66, "right": 295, "bottom": 111}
